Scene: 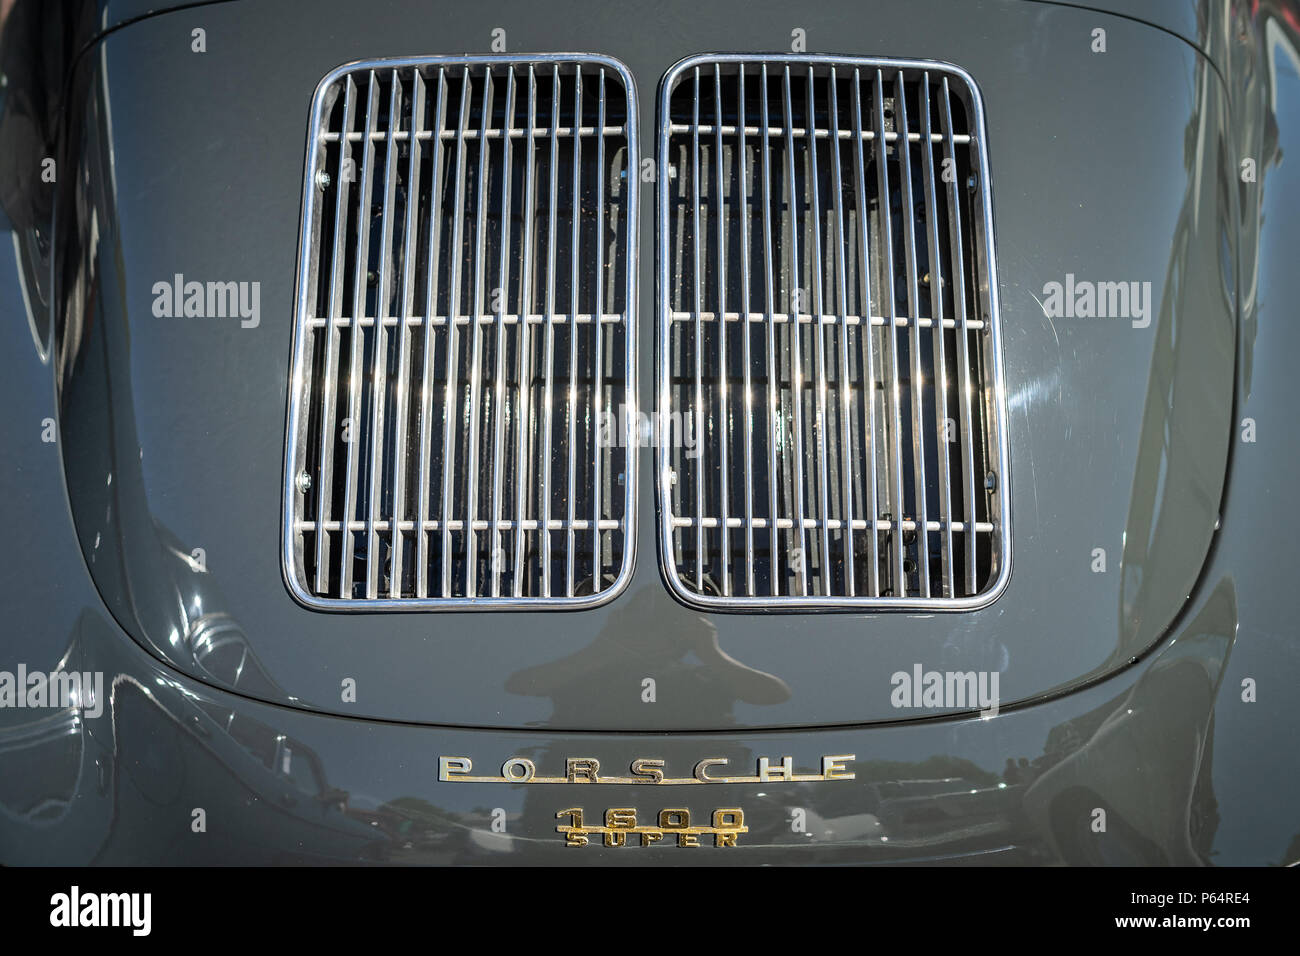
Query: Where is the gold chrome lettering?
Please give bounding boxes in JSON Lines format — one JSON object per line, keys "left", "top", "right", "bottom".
{"left": 821, "top": 754, "right": 856, "bottom": 780}
{"left": 631, "top": 758, "right": 665, "bottom": 783}
{"left": 556, "top": 806, "right": 749, "bottom": 848}
{"left": 502, "top": 757, "right": 536, "bottom": 782}
{"left": 758, "top": 755, "right": 794, "bottom": 782}
{"left": 694, "top": 757, "right": 728, "bottom": 781}
{"left": 438, "top": 756, "right": 472, "bottom": 781}
{"left": 440, "top": 754, "right": 856, "bottom": 786}
{"left": 566, "top": 757, "right": 601, "bottom": 783}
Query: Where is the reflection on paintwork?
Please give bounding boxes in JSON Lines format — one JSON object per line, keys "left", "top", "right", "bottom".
{"left": 506, "top": 586, "right": 790, "bottom": 725}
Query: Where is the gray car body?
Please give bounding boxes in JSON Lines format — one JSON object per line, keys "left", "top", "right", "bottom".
{"left": 0, "top": 0, "right": 1296, "bottom": 864}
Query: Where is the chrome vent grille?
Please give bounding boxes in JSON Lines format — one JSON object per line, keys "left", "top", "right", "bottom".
{"left": 656, "top": 55, "right": 1010, "bottom": 609}
{"left": 284, "top": 56, "right": 638, "bottom": 609}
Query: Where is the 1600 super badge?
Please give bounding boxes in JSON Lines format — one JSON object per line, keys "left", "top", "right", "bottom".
{"left": 556, "top": 807, "right": 748, "bottom": 847}
{"left": 438, "top": 754, "right": 856, "bottom": 785}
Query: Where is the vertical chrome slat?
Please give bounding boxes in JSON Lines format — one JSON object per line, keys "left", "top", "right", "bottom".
{"left": 564, "top": 66, "right": 583, "bottom": 597}
{"left": 736, "top": 65, "right": 755, "bottom": 596}
{"left": 463, "top": 68, "right": 496, "bottom": 598}
{"left": 387, "top": 70, "right": 425, "bottom": 599}
{"left": 873, "top": 69, "right": 908, "bottom": 596}
{"left": 920, "top": 71, "right": 955, "bottom": 598}
{"left": 894, "top": 70, "right": 931, "bottom": 598}
{"left": 489, "top": 66, "right": 517, "bottom": 598}
{"left": 364, "top": 72, "right": 403, "bottom": 600}
{"left": 827, "top": 68, "right": 856, "bottom": 597}
{"left": 691, "top": 67, "right": 706, "bottom": 592}
{"left": 939, "top": 75, "right": 980, "bottom": 595}
{"left": 415, "top": 68, "right": 448, "bottom": 599}
{"left": 851, "top": 67, "right": 881, "bottom": 597}
{"left": 712, "top": 64, "right": 731, "bottom": 596}
{"left": 759, "top": 64, "right": 783, "bottom": 595}
{"left": 591, "top": 68, "right": 607, "bottom": 591}
{"left": 338, "top": 71, "right": 380, "bottom": 599}
{"left": 512, "top": 65, "right": 538, "bottom": 597}
{"left": 804, "top": 66, "right": 833, "bottom": 594}
{"left": 781, "top": 65, "right": 810, "bottom": 596}
{"left": 313, "top": 75, "right": 357, "bottom": 595}
{"left": 439, "top": 68, "right": 474, "bottom": 599}
{"left": 539, "top": 65, "right": 561, "bottom": 598}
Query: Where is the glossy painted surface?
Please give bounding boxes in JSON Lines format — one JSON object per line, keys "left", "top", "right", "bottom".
{"left": 0, "top": 422, "right": 1292, "bottom": 861}
{"left": 47, "top": 0, "right": 1237, "bottom": 730}
{"left": 1, "top": 0, "right": 1297, "bottom": 863}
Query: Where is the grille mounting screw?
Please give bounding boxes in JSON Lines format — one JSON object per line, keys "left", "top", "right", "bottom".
{"left": 315, "top": 169, "right": 331, "bottom": 190}
{"left": 296, "top": 471, "right": 312, "bottom": 495}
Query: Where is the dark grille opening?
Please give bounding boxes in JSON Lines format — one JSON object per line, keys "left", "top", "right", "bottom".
{"left": 286, "top": 57, "right": 637, "bottom": 608}
{"left": 658, "top": 57, "right": 1009, "bottom": 608}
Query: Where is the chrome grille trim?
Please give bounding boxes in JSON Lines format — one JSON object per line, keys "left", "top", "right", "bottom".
{"left": 284, "top": 54, "right": 638, "bottom": 610}
{"left": 656, "top": 54, "right": 1010, "bottom": 610}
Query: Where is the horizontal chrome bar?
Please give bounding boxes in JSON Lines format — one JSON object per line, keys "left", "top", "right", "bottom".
{"left": 667, "top": 311, "right": 985, "bottom": 329}
{"left": 321, "top": 125, "right": 627, "bottom": 142}
{"left": 668, "top": 123, "right": 972, "bottom": 143}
